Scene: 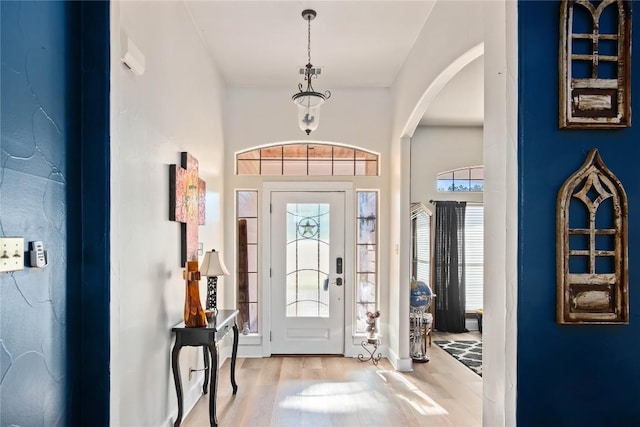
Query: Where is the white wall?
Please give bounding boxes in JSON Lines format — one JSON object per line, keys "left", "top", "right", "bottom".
{"left": 223, "top": 87, "right": 392, "bottom": 356}
{"left": 389, "top": 0, "right": 485, "bottom": 371}
{"left": 410, "top": 126, "right": 483, "bottom": 205}
{"left": 110, "top": 1, "right": 227, "bottom": 425}
{"left": 390, "top": 2, "right": 518, "bottom": 423}
{"left": 482, "top": 1, "right": 518, "bottom": 425}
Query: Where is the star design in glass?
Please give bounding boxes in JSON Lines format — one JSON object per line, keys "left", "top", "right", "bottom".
{"left": 297, "top": 218, "right": 318, "bottom": 238}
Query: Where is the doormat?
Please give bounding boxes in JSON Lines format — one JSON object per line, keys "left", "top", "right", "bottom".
{"left": 433, "top": 340, "right": 482, "bottom": 377}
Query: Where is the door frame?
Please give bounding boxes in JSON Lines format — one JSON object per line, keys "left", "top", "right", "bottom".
{"left": 262, "top": 181, "right": 355, "bottom": 357}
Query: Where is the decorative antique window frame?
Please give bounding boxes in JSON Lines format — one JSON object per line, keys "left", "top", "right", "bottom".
{"left": 559, "top": 0, "right": 632, "bottom": 128}
{"left": 556, "top": 149, "right": 628, "bottom": 324}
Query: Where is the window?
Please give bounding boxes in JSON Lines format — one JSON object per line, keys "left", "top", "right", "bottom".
{"left": 237, "top": 190, "right": 259, "bottom": 333}
{"left": 465, "top": 204, "right": 484, "bottom": 311}
{"left": 236, "top": 143, "right": 379, "bottom": 176}
{"left": 355, "top": 191, "right": 378, "bottom": 333}
{"left": 285, "top": 202, "right": 330, "bottom": 318}
{"left": 437, "top": 166, "right": 484, "bottom": 192}
{"left": 410, "top": 203, "right": 431, "bottom": 286}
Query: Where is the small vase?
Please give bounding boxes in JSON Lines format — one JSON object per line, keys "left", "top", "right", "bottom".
{"left": 365, "top": 310, "right": 381, "bottom": 341}
{"left": 183, "top": 261, "right": 207, "bottom": 327}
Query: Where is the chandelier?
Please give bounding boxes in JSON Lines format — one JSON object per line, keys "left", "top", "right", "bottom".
{"left": 292, "top": 9, "right": 331, "bottom": 135}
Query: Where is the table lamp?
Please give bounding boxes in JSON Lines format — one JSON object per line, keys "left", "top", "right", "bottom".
{"left": 200, "top": 249, "right": 230, "bottom": 317}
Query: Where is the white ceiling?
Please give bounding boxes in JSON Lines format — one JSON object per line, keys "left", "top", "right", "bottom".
{"left": 185, "top": 0, "right": 483, "bottom": 125}
{"left": 420, "top": 55, "right": 484, "bottom": 127}
{"left": 185, "top": 1, "right": 435, "bottom": 88}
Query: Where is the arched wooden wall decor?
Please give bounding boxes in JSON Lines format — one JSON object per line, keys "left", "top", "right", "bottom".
{"left": 560, "top": 0, "right": 632, "bottom": 128}
{"left": 557, "top": 149, "right": 628, "bottom": 324}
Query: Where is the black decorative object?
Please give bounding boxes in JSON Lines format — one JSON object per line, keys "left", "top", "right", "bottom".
{"left": 200, "top": 249, "right": 230, "bottom": 318}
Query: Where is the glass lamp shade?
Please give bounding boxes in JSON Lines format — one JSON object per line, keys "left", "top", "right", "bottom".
{"left": 293, "top": 92, "right": 326, "bottom": 135}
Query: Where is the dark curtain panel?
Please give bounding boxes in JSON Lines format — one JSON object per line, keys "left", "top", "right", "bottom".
{"left": 434, "top": 201, "right": 467, "bottom": 332}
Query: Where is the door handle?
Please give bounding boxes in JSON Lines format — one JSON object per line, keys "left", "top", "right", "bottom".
{"left": 336, "top": 277, "right": 343, "bottom": 287}
{"left": 336, "top": 257, "right": 343, "bottom": 274}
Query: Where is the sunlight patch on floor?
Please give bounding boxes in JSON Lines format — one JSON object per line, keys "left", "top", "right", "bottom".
{"left": 376, "top": 370, "right": 448, "bottom": 416}
{"left": 278, "top": 381, "right": 379, "bottom": 414}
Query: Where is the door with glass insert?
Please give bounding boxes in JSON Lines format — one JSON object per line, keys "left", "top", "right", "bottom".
{"left": 270, "top": 191, "right": 345, "bottom": 354}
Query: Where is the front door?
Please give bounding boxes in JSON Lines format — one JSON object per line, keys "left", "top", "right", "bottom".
{"left": 270, "top": 191, "right": 345, "bottom": 354}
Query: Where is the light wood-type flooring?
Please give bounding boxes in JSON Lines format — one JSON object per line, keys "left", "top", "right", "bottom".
{"left": 182, "top": 331, "right": 482, "bottom": 427}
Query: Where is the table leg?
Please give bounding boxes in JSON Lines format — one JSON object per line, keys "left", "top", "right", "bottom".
{"left": 208, "top": 341, "right": 219, "bottom": 427}
{"left": 231, "top": 323, "right": 239, "bottom": 394}
{"left": 171, "top": 342, "right": 183, "bottom": 427}
{"left": 203, "top": 345, "right": 210, "bottom": 394}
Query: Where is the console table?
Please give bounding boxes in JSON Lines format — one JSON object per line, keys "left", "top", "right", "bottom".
{"left": 171, "top": 309, "right": 239, "bottom": 427}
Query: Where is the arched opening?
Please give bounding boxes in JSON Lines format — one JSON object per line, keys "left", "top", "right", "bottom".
{"left": 393, "top": 2, "right": 517, "bottom": 424}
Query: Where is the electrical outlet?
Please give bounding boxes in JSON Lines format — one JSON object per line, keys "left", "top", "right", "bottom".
{"left": 0, "top": 237, "right": 25, "bottom": 273}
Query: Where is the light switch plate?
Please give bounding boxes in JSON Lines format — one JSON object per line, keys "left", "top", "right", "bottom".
{"left": 0, "top": 237, "right": 25, "bottom": 272}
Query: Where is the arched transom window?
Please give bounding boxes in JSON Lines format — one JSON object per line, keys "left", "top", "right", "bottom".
{"left": 236, "top": 143, "right": 379, "bottom": 176}
{"left": 437, "top": 166, "right": 484, "bottom": 192}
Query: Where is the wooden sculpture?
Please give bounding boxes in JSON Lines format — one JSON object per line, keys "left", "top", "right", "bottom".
{"left": 183, "top": 260, "right": 207, "bottom": 327}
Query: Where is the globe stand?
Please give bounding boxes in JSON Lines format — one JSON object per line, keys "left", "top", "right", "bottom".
{"left": 410, "top": 306, "right": 429, "bottom": 363}
{"left": 410, "top": 280, "right": 434, "bottom": 363}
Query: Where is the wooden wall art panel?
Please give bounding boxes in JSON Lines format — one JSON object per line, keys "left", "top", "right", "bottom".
{"left": 557, "top": 149, "right": 628, "bottom": 324}
{"left": 170, "top": 152, "right": 206, "bottom": 266}
{"left": 560, "top": 0, "right": 632, "bottom": 128}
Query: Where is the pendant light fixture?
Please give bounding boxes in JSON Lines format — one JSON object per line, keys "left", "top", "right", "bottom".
{"left": 292, "top": 9, "right": 331, "bottom": 135}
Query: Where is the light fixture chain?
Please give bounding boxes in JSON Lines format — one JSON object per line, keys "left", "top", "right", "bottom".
{"left": 307, "top": 15, "right": 311, "bottom": 66}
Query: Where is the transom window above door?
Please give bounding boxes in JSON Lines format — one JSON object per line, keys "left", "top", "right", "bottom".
{"left": 236, "top": 143, "right": 379, "bottom": 176}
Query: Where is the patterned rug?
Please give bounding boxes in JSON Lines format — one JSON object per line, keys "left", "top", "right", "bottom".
{"left": 434, "top": 340, "right": 482, "bottom": 377}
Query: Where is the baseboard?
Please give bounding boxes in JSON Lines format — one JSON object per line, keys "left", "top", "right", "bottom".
{"left": 238, "top": 344, "right": 265, "bottom": 358}
{"left": 387, "top": 347, "right": 413, "bottom": 372}
{"left": 466, "top": 317, "right": 480, "bottom": 331}
{"left": 164, "top": 375, "right": 205, "bottom": 427}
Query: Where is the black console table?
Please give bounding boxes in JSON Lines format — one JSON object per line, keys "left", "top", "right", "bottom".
{"left": 171, "top": 309, "right": 239, "bottom": 427}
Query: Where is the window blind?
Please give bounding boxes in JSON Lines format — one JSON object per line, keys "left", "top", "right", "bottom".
{"left": 410, "top": 203, "right": 431, "bottom": 287}
{"left": 414, "top": 211, "right": 430, "bottom": 285}
{"left": 465, "top": 204, "right": 484, "bottom": 310}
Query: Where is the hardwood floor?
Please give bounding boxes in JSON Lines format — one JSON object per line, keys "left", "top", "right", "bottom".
{"left": 182, "top": 331, "right": 482, "bottom": 427}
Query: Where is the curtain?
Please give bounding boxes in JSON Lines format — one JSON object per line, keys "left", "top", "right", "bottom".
{"left": 434, "top": 201, "right": 467, "bottom": 333}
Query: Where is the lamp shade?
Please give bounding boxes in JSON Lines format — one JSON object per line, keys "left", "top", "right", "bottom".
{"left": 200, "top": 249, "right": 229, "bottom": 277}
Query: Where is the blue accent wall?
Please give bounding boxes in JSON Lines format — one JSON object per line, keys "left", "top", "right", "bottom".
{"left": 518, "top": 1, "right": 640, "bottom": 425}
{"left": 1, "top": 1, "right": 110, "bottom": 425}
{"left": 1, "top": 2, "right": 74, "bottom": 425}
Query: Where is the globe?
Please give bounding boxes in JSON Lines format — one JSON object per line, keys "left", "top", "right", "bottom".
{"left": 410, "top": 280, "right": 433, "bottom": 308}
